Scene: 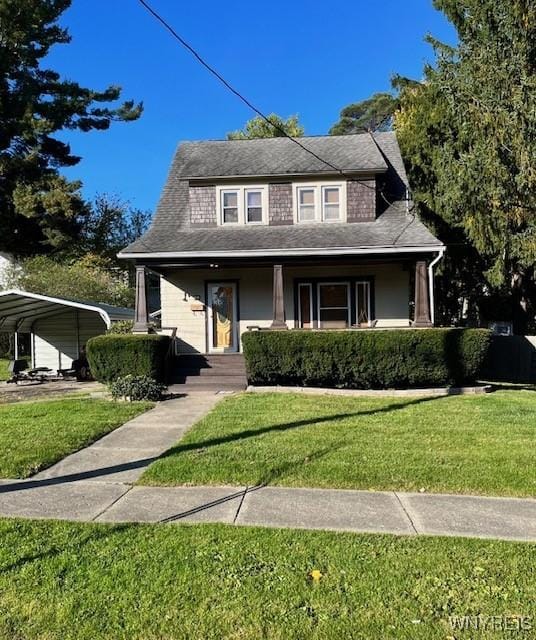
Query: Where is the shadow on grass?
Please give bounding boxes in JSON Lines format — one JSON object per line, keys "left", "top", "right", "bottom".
{"left": 156, "top": 394, "right": 445, "bottom": 463}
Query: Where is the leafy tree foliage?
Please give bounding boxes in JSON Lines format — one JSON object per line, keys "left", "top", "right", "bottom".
{"left": 394, "top": 0, "right": 536, "bottom": 332}
{"left": 0, "top": 0, "right": 142, "bottom": 256}
{"left": 330, "top": 93, "right": 397, "bottom": 135}
{"left": 5, "top": 254, "right": 134, "bottom": 307}
{"left": 80, "top": 194, "right": 151, "bottom": 265}
{"left": 227, "top": 114, "right": 304, "bottom": 139}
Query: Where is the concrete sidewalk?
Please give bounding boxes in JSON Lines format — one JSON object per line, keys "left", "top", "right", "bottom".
{"left": 0, "top": 478, "right": 534, "bottom": 542}
{"left": 0, "top": 392, "right": 534, "bottom": 542}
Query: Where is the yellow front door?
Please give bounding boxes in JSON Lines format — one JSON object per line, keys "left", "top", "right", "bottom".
{"left": 209, "top": 283, "right": 237, "bottom": 352}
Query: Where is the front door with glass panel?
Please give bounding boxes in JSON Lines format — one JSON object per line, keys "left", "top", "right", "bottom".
{"left": 207, "top": 282, "right": 238, "bottom": 352}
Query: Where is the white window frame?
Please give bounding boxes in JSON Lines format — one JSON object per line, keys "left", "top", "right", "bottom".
{"left": 293, "top": 181, "right": 347, "bottom": 224}
{"left": 317, "top": 281, "right": 351, "bottom": 329}
{"left": 216, "top": 185, "right": 268, "bottom": 226}
{"left": 297, "top": 283, "right": 313, "bottom": 328}
{"left": 355, "top": 280, "right": 372, "bottom": 327}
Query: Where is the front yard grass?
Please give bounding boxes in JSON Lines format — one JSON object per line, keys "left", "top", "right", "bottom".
{"left": 141, "top": 390, "right": 536, "bottom": 497}
{"left": 0, "top": 397, "right": 152, "bottom": 478}
{"left": 0, "top": 518, "right": 533, "bottom": 640}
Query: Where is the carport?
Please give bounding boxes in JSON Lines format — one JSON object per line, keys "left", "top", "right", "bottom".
{"left": 0, "top": 290, "right": 133, "bottom": 370}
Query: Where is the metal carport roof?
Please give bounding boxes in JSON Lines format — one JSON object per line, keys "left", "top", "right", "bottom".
{"left": 0, "top": 289, "right": 134, "bottom": 333}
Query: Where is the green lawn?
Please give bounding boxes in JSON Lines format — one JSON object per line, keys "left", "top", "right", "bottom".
{"left": 0, "top": 397, "right": 152, "bottom": 478}
{"left": 0, "top": 358, "right": 9, "bottom": 381}
{"left": 141, "top": 390, "right": 536, "bottom": 497}
{"left": 0, "top": 519, "right": 533, "bottom": 640}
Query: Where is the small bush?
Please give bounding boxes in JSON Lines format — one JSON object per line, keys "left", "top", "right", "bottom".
{"left": 87, "top": 334, "right": 170, "bottom": 383}
{"left": 107, "top": 320, "right": 135, "bottom": 335}
{"left": 242, "top": 328, "right": 491, "bottom": 389}
{"left": 109, "top": 375, "right": 166, "bottom": 401}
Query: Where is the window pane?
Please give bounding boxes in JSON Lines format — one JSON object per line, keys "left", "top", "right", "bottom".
{"left": 247, "top": 191, "right": 262, "bottom": 207}
{"left": 223, "top": 208, "right": 238, "bottom": 223}
{"left": 324, "top": 187, "right": 339, "bottom": 204}
{"left": 319, "top": 284, "right": 348, "bottom": 308}
{"left": 299, "top": 285, "right": 312, "bottom": 329}
{"left": 319, "top": 308, "right": 348, "bottom": 329}
{"left": 299, "top": 189, "right": 314, "bottom": 205}
{"left": 299, "top": 205, "right": 315, "bottom": 221}
{"left": 356, "top": 282, "right": 370, "bottom": 324}
{"left": 223, "top": 192, "right": 238, "bottom": 207}
{"left": 247, "top": 207, "right": 262, "bottom": 223}
{"left": 324, "top": 204, "right": 340, "bottom": 220}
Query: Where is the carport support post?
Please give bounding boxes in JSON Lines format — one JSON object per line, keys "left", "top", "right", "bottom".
{"left": 414, "top": 260, "right": 432, "bottom": 327}
{"left": 270, "top": 264, "right": 287, "bottom": 329}
{"left": 133, "top": 265, "right": 150, "bottom": 333}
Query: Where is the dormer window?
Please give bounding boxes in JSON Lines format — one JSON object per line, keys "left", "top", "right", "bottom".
{"left": 222, "top": 191, "right": 239, "bottom": 224}
{"left": 294, "top": 182, "right": 347, "bottom": 223}
{"left": 322, "top": 186, "right": 340, "bottom": 221}
{"left": 217, "top": 186, "right": 267, "bottom": 225}
{"left": 298, "top": 188, "right": 315, "bottom": 222}
{"left": 246, "top": 189, "right": 263, "bottom": 223}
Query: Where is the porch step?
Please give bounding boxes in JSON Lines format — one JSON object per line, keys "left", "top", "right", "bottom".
{"left": 169, "top": 354, "right": 247, "bottom": 390}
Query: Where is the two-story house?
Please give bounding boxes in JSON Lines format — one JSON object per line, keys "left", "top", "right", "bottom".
{"left": 119, "top": 132, "right": 445, "bottom": 354}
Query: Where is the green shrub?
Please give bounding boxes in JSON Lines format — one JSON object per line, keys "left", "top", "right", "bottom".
{"left": 242, "top": 328, "right": 491, "bottom": 389}
{"left": 107, "top": 320, "right": 135, "bottom": 335}
{"left": 109, "top": 375, "right": 166, "bottom": 401}
{"left": 87, "top": 334, "right": 170, "bottom": 383}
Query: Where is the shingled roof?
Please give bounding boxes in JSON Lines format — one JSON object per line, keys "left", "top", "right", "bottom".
{"left": 120, "top": 132, "right": 443, "bottom": 258}
{"left": 169, "top": 133, "right": 388, "bottom": 179}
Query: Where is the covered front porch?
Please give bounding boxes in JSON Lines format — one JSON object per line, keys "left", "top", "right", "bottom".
{"left": 132, "top": 251, "right": 443, "bottom": 355}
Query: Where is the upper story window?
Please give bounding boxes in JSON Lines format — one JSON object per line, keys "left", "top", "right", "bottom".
{"left": 294, "top": 182, "right": 346, "bottom": 223}
{"left": 222, "top": 191, "right": 239, "bottom": 224}
{"left": 217, "top": 186, "right": 267, "bottom": 225}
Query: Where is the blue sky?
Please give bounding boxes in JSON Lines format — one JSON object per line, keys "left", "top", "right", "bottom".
{"left": 47, "top": 0, "right": 456, "bottom": 213}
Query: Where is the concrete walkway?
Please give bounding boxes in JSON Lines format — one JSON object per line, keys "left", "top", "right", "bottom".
{"left": 0, "top": 393, "right": 534, "bottom": 542}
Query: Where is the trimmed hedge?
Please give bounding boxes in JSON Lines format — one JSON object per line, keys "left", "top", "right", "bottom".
{"left": 242, "top": 328, "right": 491, "bottom": 389}
{"left": 87, "top": 334, "right": 170, "bottom": 383}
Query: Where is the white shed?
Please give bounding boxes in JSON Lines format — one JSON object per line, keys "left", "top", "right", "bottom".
{"left": 0, "top": 290, "right": 133, "bottom": 370}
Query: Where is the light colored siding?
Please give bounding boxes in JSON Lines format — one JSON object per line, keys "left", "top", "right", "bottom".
{"left": 161, "top": 263, "right": 410, "bottom": 354}
{"left": 32, "top": 310, "right": 106, "bottom": 370}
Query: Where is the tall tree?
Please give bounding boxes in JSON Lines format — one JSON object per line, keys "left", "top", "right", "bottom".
{"left": 227, "top": 113, "right": 304, "bottom": 139}
{"left": 394, "top": 0, "right": 536, "bottom": 332}
{"left": 80, "top": 194, "right": 151, "bottom": 264}
{"left": 329, "top": 93, "right": 397, "bottom": 135}
{"left": 0, "top": 0, "right": 142, "bottom": 256}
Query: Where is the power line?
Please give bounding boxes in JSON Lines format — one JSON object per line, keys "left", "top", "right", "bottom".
{"left": 137, "top": 0, "right": 348, "bottom": 176}
{"left": 136, "top": 0, "right": 405, "bottom": 217}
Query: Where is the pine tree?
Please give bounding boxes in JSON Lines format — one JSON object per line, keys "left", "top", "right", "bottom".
{"left": 0, "top": 0, "right": 142, "bottom": 256}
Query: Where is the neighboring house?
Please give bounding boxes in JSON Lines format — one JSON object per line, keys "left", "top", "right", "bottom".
{"left": 119, "top": 133, "right": 445, "bottom": 354}
{"left": 0, "top": 290, "right": 133, "bottom": 369}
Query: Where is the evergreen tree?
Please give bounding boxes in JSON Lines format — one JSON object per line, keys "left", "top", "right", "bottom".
{"left": 330, "top": 93, "right": 397, "bottom": 135}
{"left": 0, "top": 0, "right": 142, "bottom": 256}
{"left": 394, "top": 0, "right": 536, "bottom": 332}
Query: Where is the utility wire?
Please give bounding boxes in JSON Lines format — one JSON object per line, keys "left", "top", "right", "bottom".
{"left": 136, "top": 0, "right": 408, "bottom": 222}
{"left": 138, "top": 0, "right": 348, "bottom": 176}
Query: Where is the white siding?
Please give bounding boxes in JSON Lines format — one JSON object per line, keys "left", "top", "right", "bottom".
{"left": 32, "top": 310, "right": 106, "bottom": 370}
{"left": 161, "top": 263, "right": 411, "bottom": 354}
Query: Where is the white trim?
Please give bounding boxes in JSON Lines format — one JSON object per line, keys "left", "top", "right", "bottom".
{"left": 428, "top": 248, "right": 446, "bottom": 325}
{"left": 119, "top": 245, "right": 446, "bottom": 260}
{"left": 207, "top": 282, "right": 238, "bottom": 353}
{"left": 297, "top": 283, "right": 313, "bottom": 329}
{"left": 292, "top": 180, "right": 347, "bottom": 224}
{"left": 216, "top": 185, "right": 268, "bottom": 226}
{"left": 317, "top": 281, "right": 351, "bottom": 329}
{"left": 0, "top": 289, "right": 116, "bottom": 329}
{"left": 355, "top": 280, "right": 372, "bottom": 327}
